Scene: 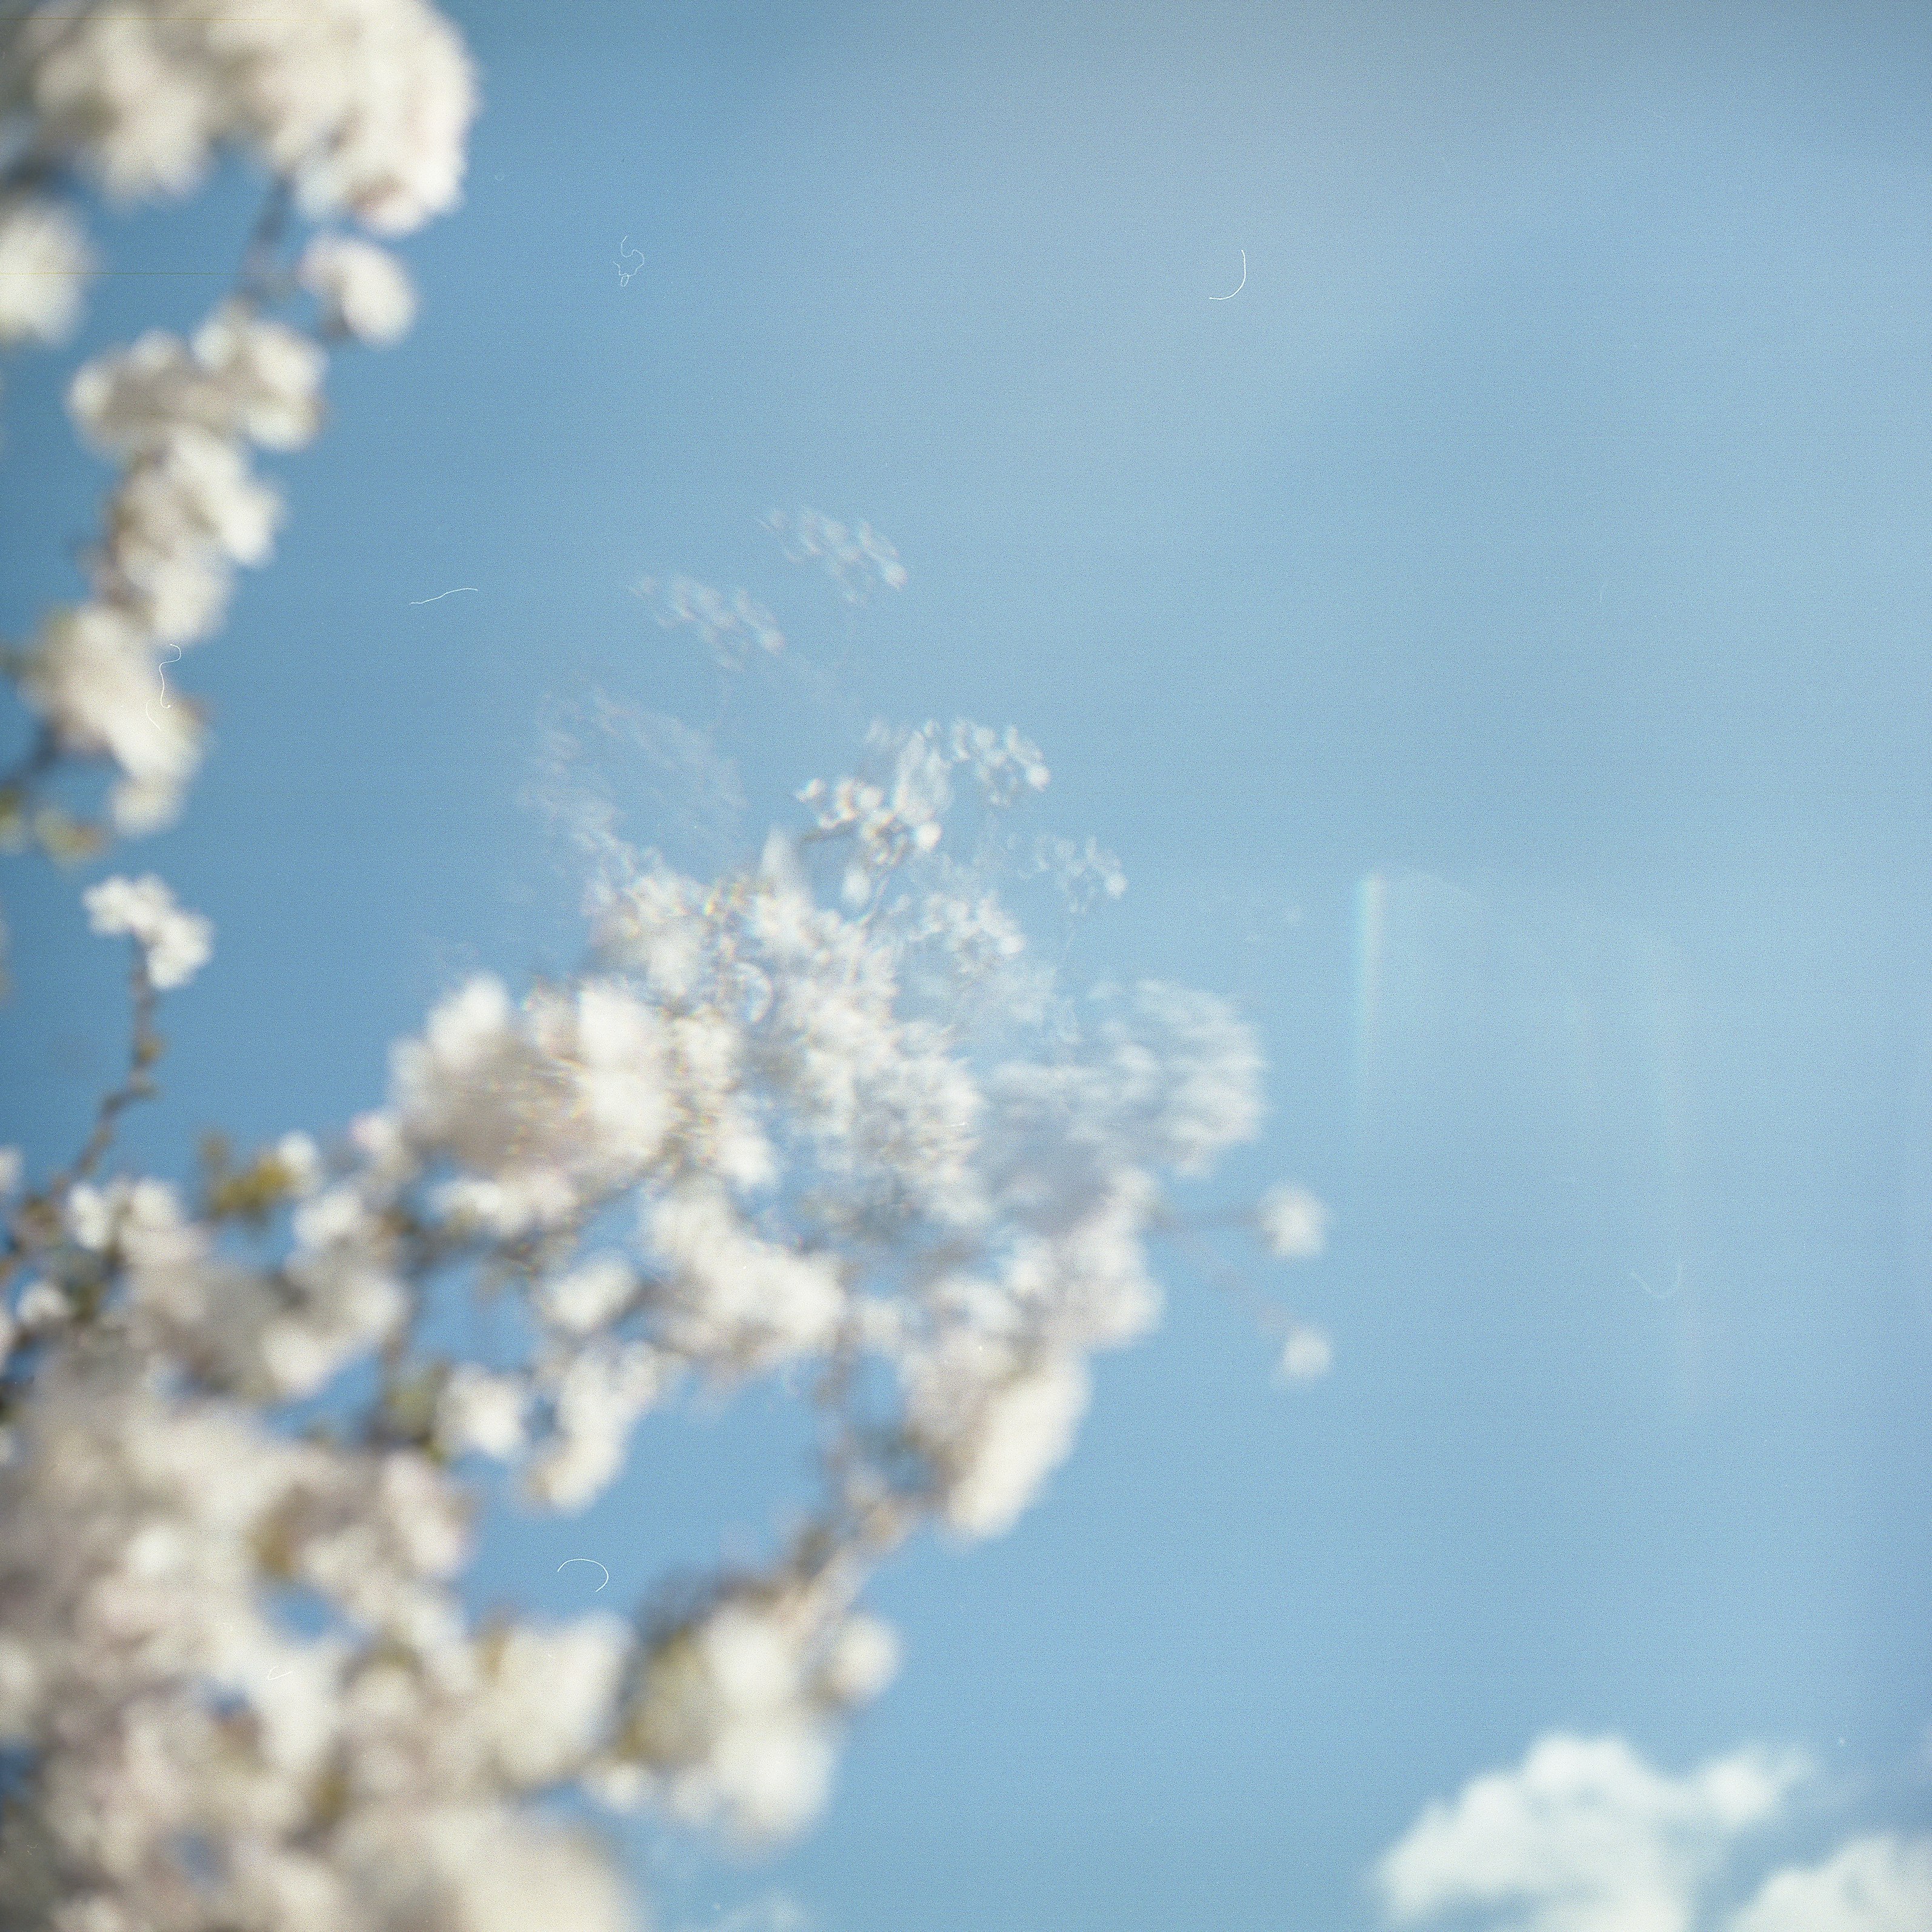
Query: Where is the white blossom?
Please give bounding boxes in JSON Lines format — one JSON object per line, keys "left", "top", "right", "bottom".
{"left": 624, "top": 1590, "right": 890, "bottom": 1844}
{"left": 526, "top": 1339, "right": 674, "bottom": 1512}
{"left": 16, "top": 0, "right": 477, "bottom": 233}
{"left": 1731, "top": 1833, "right": 1932, "bottom": 1932}
{"left": 1276, "top": 1324, "right": 1333, "bottom": 1383}
{"left": 272, "top": 1130, "right": 325, "bottom": 1197}
{"left": 436, "top": 1365, "right": 529, "bottom": 1461}
{"left": 82, "top": 871, "right": 212, "bottom": 987}
{"left": 1257, "top": 1182, "right": 1328, "bottom": 1259}
{"left": 188, "top": 303, "right": 327, "bottom": 450}
{"left": 539, "top": 1253, "right": 638, "bottom": 1336}
{"left": 0, "top": 195, "right": 95, "bottom": 345}
{"left": 19, "top": 602, "right": 202, "bottom": 831}
{"left": 765, "top": 508, "right": 909, "bottom": 602}
{"left": 816, "top": 1613, "right": 899, "bottom": 1706}
{"left": 633, "top": 574, "right": 786, "bottom": 664}
{"left": 299, "top": 232, "right": 417, "bottom": 344}
{"left": 13, "top": 1281, "right": 69, "bottom": 1331}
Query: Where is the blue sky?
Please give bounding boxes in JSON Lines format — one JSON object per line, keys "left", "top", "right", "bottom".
{"left": 3, "top": 2, "right": 1930, "bottom": 1927}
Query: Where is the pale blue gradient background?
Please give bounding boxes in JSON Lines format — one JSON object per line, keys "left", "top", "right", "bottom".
{"left": 3, "top": 3, "right": 1930, "bottom": 1926}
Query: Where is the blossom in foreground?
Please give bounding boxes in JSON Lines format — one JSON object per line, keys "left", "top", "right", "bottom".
{"left": 299, "top": 233, "right": 418, "bottom": 345}
{"left": 1257, "top": 1182, "right": 1328, "bottom": 1259}
{"left": 0, "top": 713, "right": 1327, "bottom": 1924}
{"left": 1, "top": 0, "right": 475, "bottom": 847}
{"left": 82, "top": 870, "right": 212, "bottom": 987}
{"left": 12, "top": 0, "right": 476, "bottom": 233}
{"left": 0, "top": 195, "right": 95, "bottom": 346}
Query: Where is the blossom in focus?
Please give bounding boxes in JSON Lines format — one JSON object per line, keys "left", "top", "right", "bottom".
{"left": 81, "top": 871, "right": 213, "bottom": 987}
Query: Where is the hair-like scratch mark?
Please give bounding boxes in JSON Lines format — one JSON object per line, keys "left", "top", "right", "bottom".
{"left": 1208, "top": 249, "right": 1247, "bottom": 301}
{"left": 558, "top": 1557, "right": 610, "bottom": 1591}
{"left": 408, "top": 587, "right": 480, "bottom": 605}
{"left": 144, "top": 641, "right": 182, "bottom": 728}
{"left": 1628, "top": 1263, "right": 1684, "bottom": 1302}
{"left": 615, "top": 236, "right": 645, "bottom": 287}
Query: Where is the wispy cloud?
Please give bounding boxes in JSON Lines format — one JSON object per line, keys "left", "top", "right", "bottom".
{"left": 1729, "top": 1834, "right": 1932, "bottom": 1932}
{"left": 1374, "top": 1734, "right": 1932, "bottom": 1932}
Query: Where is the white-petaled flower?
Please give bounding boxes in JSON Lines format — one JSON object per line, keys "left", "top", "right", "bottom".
{"left": 273, "top": 1132, "right": 325, "bottom": 1197}
{"left": 1276, "top": 1324, "right": 1333, "bottom": 1384}
{"left": 20, "top": 604, "right": 202, "bottom": 829}
{"left": 647, "top": 1186, "right": 844, "bottom": 1372}
{"left": 24, "top": 4, "right": 220, "bottom": 199}
{"left": 538, "top": 1256, "right": 636, "bottom": 1337}
{"left": 64, "top": 1181, "right": 122, "bottom": 1251}
{"left": 817, "top": 1614, "right": 899, "bottom": 1707}
{"left": 0, "top": 196, "right": 95, "bottom": 345}
{"left": 628, "top": 1593, "right": 845, "bottom": 1844}
{"left": 18, "top": 0, "right": 478, "bottom": 233}
{"left": 14, "top": 1282, "right": 69, "bottom": 1332}
{"left": 190, "top": 303, "right": 326, "bottom": 449}
{"left": 82, "top": 873, "right": 213, "bottom": 988}
{"left": 98, "top": 425, "right": 284, "bottom": 643}
{"left": 633, "top": 575, "right": 785, "bottom": 665}
{"left": 1257, "top": 1183, "right": 1328, "bottom": 1260}
{"left": 525, "top": 1340, "right": 671, "bottom": 1513}
{"left": 765, "top": 508, "right": 908, "bottom": 603}
{"left": 435, "top": 1366, "right": 528, "bottom": 1461}
{"left": 473, "top": 1616, "right": 630, "bottom": 1788}
{"left": 299, "top": 234, "right": 417, "bottom": 345}
{"left": 905, "top": 1348, "right": 1091, "bottom": 1541}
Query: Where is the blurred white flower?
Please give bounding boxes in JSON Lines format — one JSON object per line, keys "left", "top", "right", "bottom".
{"left": 435, "top": 1366, "right": 528, "bottom": 1461}
{"left": 299, "top": 233, "right": 418, "bottom": 344}
{"left": 1257, "top": 1183, "right": 1328, "bottom": 1260}
{"left": 1374, "top": 1733, "right": 1810, "bottom": 1932}
{"left": 765, "top": 508, "right": 908, "bottom": 603}
{"left": 273, "top": 1131, "right": 325, "bottom": 1197}
{"left": 19, "top": 603, "right": 201, "bottom": 831}
{"left": 18, "top": 0, "right": 478, "bottom": 232}
{"left": 82, "top": 872, "right": 213, "bottom": 988}
{"left": 14, "top": 1282, "right": 69, "bottom": 1331}
{"left": 633, "top": 575, "right": 785, "bottom": 664}
{"left": 817, "top": 1614, "right": 900, "bottom": 1707}
{"left": 1276, "top": 1324, "right": 1333, "bottom": 1384}
{"left": 0, "top": 196, "right": 95, "bottom": 345}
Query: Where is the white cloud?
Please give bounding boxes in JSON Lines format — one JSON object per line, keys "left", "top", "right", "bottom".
{"left": 1373, "top": 1733, "right": 1809, "bottom": 1932}
{"left": 1728, "top": 1834, "right": 1932, "bottom": 1932}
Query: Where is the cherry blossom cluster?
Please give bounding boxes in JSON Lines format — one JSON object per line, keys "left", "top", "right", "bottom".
{"left": 1, "top": 0, "right": 473, "bottom": 228}
{"left": 0, "top": 0, "right": 476, "bottom": 844}
{"left": 1, "top": 711, "right": 1330, "bottom": 1921}
{"left": 0, "top": 12, "right": 1337, "bottom": 1929}
{"left": 630, "top": 575, "right": 787, "bottom": 666}
{"left": 762, "top": 508, "right": 909, "bottom": 605}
